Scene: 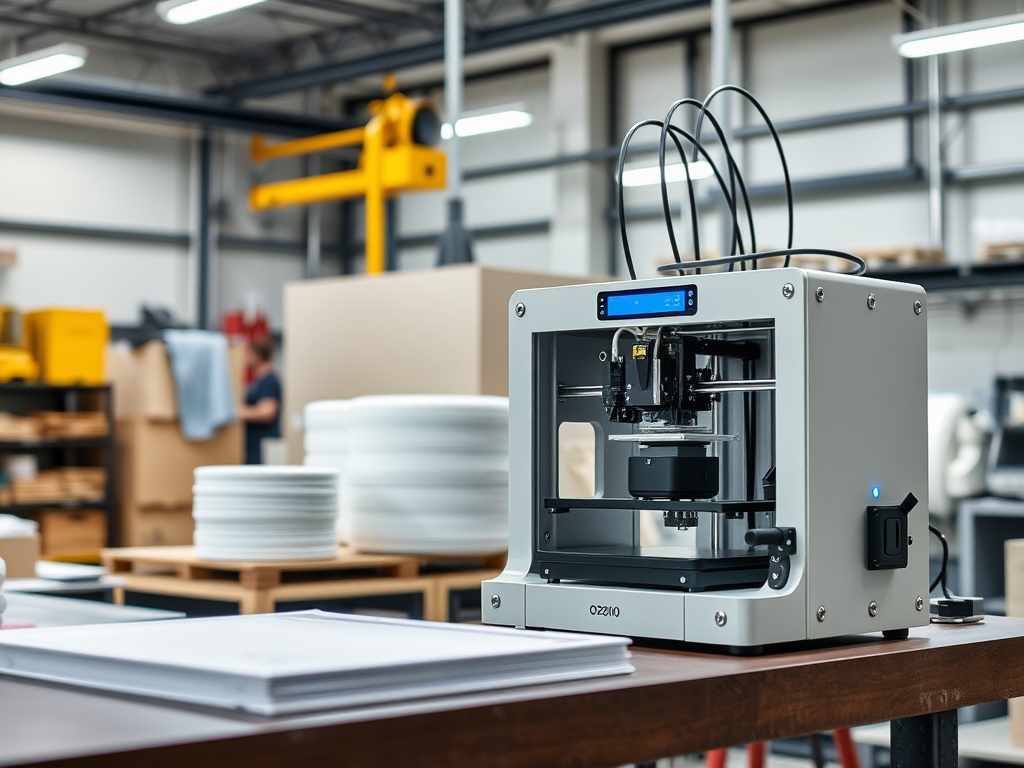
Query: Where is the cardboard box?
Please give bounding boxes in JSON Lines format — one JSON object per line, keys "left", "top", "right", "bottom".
{"left": 120, "top": 504, "right": 194, "bottom": 547}
{"left": 1008, "top": 539, "right": 1024, "bottom": 745}
{"left": 107, "top": 340, "right": 246, "bottom": 421}
{"left": 0, "top": 534, "right": 40, "bottom": 578}
{"left": 117, "top": 417, "right": 242, "bottom": 510}
{"left": 32, "top": 510, "right": 106, "bottom": 559}
{"left": 283, "top": 265, "right": 596, "bottom": 463}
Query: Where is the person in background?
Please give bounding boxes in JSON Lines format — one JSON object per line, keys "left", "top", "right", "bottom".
{"left": 238, "top": 338, "right": 281, "bottom": 465}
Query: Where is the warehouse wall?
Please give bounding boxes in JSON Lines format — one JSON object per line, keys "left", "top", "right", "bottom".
{"left": 395, "top": 65, "right": 556, "bottom": 273}
{"left": 608, "top": 0, "right": 1024, "bottom": 409}
{"left": 0, "top": 105, "right": 314, "bottom": 330}
{"left": 0, "top": 109, "right": 194, "bottom": 324}
{"left": 1, "top": 0, "right": 1023, "bottom": 410}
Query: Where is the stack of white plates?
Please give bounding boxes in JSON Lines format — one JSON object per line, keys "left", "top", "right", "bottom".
{"left": 192, "top": 466, "right": 339, "bottom": 561}
{"left": 347, "top": 395, "right": 509, "bottom": 556}
{"left": 302, "top": 400, "right": 351, "bottom": 542}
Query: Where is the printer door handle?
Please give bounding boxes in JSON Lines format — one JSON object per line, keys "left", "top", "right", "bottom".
{"left": 745, "top": 527, "right": 796, "bottom": 590}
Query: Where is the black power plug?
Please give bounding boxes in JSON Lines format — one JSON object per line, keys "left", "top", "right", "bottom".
{"left": 928, "top": 523, "right": 984, "bottom": 624}
{"left": 930, "top": 596, "right": 984, "bottom": 624}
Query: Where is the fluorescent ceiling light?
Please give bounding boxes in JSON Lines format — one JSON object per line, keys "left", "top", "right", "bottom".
{"left": 621, "top": 160, "right": 714, "bottom": 188}
{"left": 0, "top": 44, "right": 87, "bottom": 86}
{"left": 440, "top": 107, "right": 533, "bottom": 139}
{"left": 157, "top": 0, "right": 266, "bottom": 25}
{"left": 893, "top": 12, "right": 1024, "bottom": 58}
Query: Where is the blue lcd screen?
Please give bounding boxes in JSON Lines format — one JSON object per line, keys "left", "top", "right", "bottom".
{"left": 597, "top": 285, "right": 697, "bottom": 321}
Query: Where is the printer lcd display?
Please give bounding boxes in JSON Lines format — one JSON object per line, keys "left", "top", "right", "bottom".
{"left": 598, "top": 285, "right": 697, "bottom": 321}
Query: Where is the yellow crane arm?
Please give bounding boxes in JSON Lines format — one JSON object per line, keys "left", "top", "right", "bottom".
{"left": 250, "top": 128, "right": 366, "bottom": 163}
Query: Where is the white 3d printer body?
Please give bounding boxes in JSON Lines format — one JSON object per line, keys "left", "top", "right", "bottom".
{"left": 483, "top": 268, "right": 930, "bottom": 649}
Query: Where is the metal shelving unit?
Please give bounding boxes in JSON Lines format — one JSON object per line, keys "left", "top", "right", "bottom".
{"left": 0, "top": 383, "right": 116, "bottom": 552}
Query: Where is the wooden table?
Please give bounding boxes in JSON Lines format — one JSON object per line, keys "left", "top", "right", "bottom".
{"left": 3, "top": 617, "right": 1024, "bottom": 767}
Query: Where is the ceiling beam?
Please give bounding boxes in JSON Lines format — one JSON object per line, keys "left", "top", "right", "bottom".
{"left": 210, "top": 0, "right": 710, "bottom": 99}
{"left": 281, "top": 0, "right": 435, "bottom": 30}
{"left": 0, "top": 79, "right": 363, "bottom": 136}
{"left": 0, "top": 9, "right": 243, "bottom": 61}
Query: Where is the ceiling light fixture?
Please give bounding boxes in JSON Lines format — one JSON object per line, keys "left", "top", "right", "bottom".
{"left": 893, "top": 12, "right": 1024, "bottom": 58}
{"left": 440, "top": 106, "right": 533, "bottom": 139}
{"left": 157, "top": 0, "right": 266, "bottom": 25}
{"left": 0, "top": 44, "right": 88, "bottom": 86}
{"left": 620, "top": 160, "right": 714, "bottom": 188}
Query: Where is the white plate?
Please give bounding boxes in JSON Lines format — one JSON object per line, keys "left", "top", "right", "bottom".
{"left": 193, "top": 483, "right": 337, "bottom": 496}
{"left": 34, "top": 561, "right": 108, "bottom": 581}
{"left": 195, "top": 466, "right": 339, "bottom": 482}
{"left": 192, "top": 514, "right": 335, "bottom": 528}
{"left": 194, "top": 530, "right": 336, "bottom": 540}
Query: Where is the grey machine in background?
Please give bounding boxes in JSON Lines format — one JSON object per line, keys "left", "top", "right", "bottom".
{"left": 988, "top": 377, "right": 1024, "bottom": 500}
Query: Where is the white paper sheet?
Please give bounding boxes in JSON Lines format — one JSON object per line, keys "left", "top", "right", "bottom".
{"left": 0, "top": 610, "right": 633, "bottom": 714}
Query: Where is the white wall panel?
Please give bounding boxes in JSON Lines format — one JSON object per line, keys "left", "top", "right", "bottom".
{"left": 217, "top": 250, "right": 305, "bottom": 330}
{"left": 0, "top": 234, "right": 189, "bottom": 324}
{"left": 0, "top": 113, "right": 190, "bottom": 231}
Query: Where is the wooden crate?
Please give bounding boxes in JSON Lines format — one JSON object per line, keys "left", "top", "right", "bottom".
{"left": 853, "top": 246, "right": 946, "bottom": 271}
{"left": 425, "top": 569, "right": 504, "bottom": 623}
{"left": 982, "top": 242, "right": 1024, "bottom": 263}
{"left": 101, "top": 546, "right": 506, "bottom": 620}
{"left": 34, "top": 509, "right": 107, "bottom": 561}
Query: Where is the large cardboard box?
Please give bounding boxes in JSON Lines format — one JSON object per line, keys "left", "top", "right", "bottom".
{"left": 1008, "top": 539, "right": 1024, "bottom": 745}
{"left": 0, "top": 534, "right": 40, "bottom": 578}
{"left": 108, "top": 341, "right": 246, "bottom": 420}
{"left": 283, "top": 265, "right": 596, "bottom": 463}
{"left": 120, "top": 504, "right": 194, "bottom": 547}
{"left": 117, "top": 418, "right": 242, "bottom": 510}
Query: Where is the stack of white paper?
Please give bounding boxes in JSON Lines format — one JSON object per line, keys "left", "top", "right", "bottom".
{"left": 0, "top": 610, "right": 633, "bottom": 715}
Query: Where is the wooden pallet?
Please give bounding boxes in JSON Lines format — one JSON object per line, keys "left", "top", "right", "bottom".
{"left": 981, "top": 242, "right": 1024, "bottom": 263}
{"left": 101, "top": 546, "right": 505, "bottom": 620}
{"left": 853, "top": 246, "right": 946, "bottom": 271}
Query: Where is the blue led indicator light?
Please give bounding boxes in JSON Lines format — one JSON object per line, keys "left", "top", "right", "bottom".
{"left": 872, "top": 486, "right": 880, "bottom": 499}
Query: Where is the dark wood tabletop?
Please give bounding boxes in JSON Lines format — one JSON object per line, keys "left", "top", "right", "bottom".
{"left": 4, "top": 617, "right": 1024, "bottom": 768}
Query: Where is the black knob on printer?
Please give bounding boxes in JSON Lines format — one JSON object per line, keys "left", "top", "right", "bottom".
{"left": 899, "top": 493, "right": 918, "bottom": 514}
{"left": 745, "top": 528, "right": 788, "bottom": 547}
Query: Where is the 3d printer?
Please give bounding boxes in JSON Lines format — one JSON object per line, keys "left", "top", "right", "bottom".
{"left": 482, "top": 87, "right": 930, "bottom": 649}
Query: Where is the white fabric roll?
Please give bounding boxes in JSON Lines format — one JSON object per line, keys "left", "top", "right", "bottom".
{"left": 346, "top": 395, "right": 509, "bottom": 556}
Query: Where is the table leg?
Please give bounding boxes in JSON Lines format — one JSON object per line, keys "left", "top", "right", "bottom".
{"left": 891, "top": 709, "right": 957, "bottom": 768}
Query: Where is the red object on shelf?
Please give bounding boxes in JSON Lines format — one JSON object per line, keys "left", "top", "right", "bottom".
{"left": 706, "top": 729, "right": 859, "bottom": 768}
{"left": 221, "top": 310, "right": 269, "bottom": 344}
{"left": 221, "top": 309, "right": 270, "bottom": 384}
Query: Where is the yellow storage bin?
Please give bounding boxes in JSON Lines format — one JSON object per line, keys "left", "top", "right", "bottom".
{"left": 24, "top": 308, "right": 109, "bottom": 385}
{"left": 0, "top": 346, "right": 38, "bottom": 382}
